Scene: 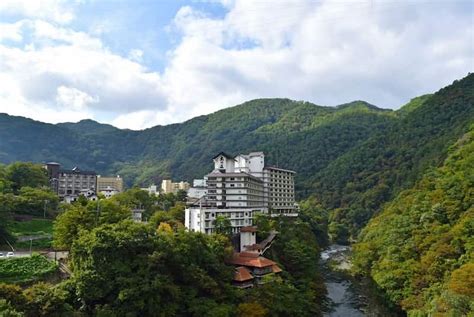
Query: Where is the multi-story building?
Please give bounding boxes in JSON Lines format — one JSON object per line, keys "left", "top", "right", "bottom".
{"left": 161, "top": 179, "right": 190, "bottom": 194}
{"left": 185, "top": 152, "right": 297, "bottom": 234}
{"left": 44, "top": 162, "right": 97, "bottom": 200}
{"left": 263, "top": 167, "right": 297, "bottom": 216}
{"left": 97, "top": 175, "right": 123, "bottom": 198}
{"left": 141, "top": 185, "right": 160, "bottom": 196}
{"left": 97, "top": 175, "right": 123, "bottom": 192}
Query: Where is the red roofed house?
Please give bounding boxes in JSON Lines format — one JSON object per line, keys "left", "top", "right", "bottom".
{"left": 228, "top": 252, "right": 283, "bottom": 286}
{"left": 233, "top": 266, "right": 254, "bottom": 288}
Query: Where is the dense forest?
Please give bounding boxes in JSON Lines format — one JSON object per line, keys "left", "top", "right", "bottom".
{"left": 353, "top": 125, "right": 474, "bottom": 315}
{"left": 309, "top": 74, "right": 474, "bottom": 240}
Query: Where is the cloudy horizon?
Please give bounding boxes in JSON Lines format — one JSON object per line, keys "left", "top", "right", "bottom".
{"left": 0, "top": 0, "right": 472, "bottom": 130}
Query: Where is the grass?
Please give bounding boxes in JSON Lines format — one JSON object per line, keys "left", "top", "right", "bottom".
{"left": 14, "top": 238, "right": 52, "bottom": 250}
{"left": 0, "top": 254, "right": 58, "bottom": 284}
{"left": 5, "top": 219, "right": 54, "bottom": 251}
{"left": 6, "top": 219, "right": 53, "bottom": 237}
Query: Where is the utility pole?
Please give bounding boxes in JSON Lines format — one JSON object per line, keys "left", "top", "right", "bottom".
{"left": 96, "top": 199, "right": 100, "bottom": 224}
{"left": 43, "top": 200, "right": 49, "bottom": 218}
{"left": 29, "top": 238, "right": 32, "bottom": 256}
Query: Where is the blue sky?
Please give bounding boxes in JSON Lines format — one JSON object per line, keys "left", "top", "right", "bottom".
{"left": 0, "top": 0, "right": 472, "bottom": 129}
{"left": 70, "top": 1, "right": 228, "bottom": 72}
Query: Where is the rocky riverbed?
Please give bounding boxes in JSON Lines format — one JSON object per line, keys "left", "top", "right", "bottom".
{"left": 321, "top": 245, "right": 404, "bottom": 317}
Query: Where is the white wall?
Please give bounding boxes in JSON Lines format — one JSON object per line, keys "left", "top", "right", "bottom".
{"left": 185, "top": 208, "right": 202, "bottom": 232}
{"left": 213, "top": 155, "right": 235, "bottom": 172}
{"left": 240, "top": 231, "right": 257, "bottom": 252}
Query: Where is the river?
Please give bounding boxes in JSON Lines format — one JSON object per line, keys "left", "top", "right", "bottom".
{"left": 321, "top": 245, "right": 404, "bottom": 317}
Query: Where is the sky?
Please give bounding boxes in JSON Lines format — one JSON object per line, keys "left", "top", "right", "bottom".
{"left": 0, "top": 0, "right": 472, "bottom": 130}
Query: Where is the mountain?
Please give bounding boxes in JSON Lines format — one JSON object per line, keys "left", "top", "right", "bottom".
{"left": 0, "top": 99, "right": 396, "bottom": 191}
{"left": 0, "top": 74, "right": 472, "bottom": 241}
{"left": 57, "top": 119, "right": 121, "bottom": 135}
{"left": 307, "top": 74, "right": 474, "bottom": 240}
{"left": 353, "top": 125, "right": 474, "bottom": 315}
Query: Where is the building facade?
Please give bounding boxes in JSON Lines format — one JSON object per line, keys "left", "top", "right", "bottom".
{"left": 141, "top": 185, "right": 160, "bottom": 196}
{"left": 185, "top": 151, "right": 297, "bottom": 234}
{"left": 45, "top": 163, "right": 97, "bottom": 200}
{"left": 97, "top": 175, "right": 123, "bottom": 192}
{"left": 161, "top": 179, "right": 190, "bottom": 194}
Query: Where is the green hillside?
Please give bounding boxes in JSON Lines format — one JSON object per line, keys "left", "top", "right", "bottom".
{"left": 353, "top": 125, "right": 474, "bottom": 315}
{"left": 0, "top": 74, "right": 473, "bottom": 242}
{"left": 307, "top": 74, "right": 474, "bottom": 240}
{"left": 0, "top": 99, "right": 396, "bottom": 192}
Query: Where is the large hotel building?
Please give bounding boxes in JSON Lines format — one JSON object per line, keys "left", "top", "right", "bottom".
{"left": 185, "top": 152, "right": 298, "bottom": 234}
{"left": 44, "top": 162, "right": 97, "bottom": 199}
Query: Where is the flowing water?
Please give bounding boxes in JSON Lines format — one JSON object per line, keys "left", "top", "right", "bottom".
{"left": 321, "top": 245, "right": 404, "bottom": 317}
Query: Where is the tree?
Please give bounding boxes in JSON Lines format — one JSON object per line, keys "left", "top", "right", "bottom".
{"left": 237, "top": 302, "right": 268, "bottom": 317}
{"left": 23, "top": 282, "right": 71, "bottom": 316}
{"left": 169, "top": 202, "right": 185, "bottom": 224}
{"left": 53, "top": 200, "right": 130, "bottom": 250}
{"left": 111, "top": 188, "right": 156, "bottom": 217}
{"left": 176, "top": 189, "right": 187, "bottom": 202}
{"left": 0, "top": 284, "right": 26, "bottom": 310}
{"left": 69, "top": 220, "right": 234, "bottom": 316}
{"left": 447, "top": 263, "right": 474, "bottom": 298}
{"left": 214, "top": 215, "right": 232, "bottom": 235}
{"left": 15, "top": 187, "right": 59, "bottom": 217}
{"left": 0, "top": 164, "right": 12, "bottom": 194}
{"left": 0, "top": 299, "right": 23, "bottom": 317}
{"left": 253, "top": 213, "right": 275, "bottom": 239}
{"left": 5, "top": 163, "right": 48, "bottom": 194}
{"left": 53, "top": 204, "right": 95, "bottom": 250}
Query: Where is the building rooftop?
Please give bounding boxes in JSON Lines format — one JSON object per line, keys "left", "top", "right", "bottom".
{"left": 59, "top": 167, "right": 96, "bottom": 175}
{"left": 264, "top": 166, "right": 296, "bottom": 173}
{"left": 206, "top": 171, "right": 263, "bottom": 182}
{"left": 271, "top": 264, "right": 282, "bottom": 273}
{"left": 227, "top": 252, "right": 277, "bottom": 268}
{"left": 240, "top": 226, "right": 258, "bottom": 233}
{"left": 212, "top": 151, "right": 235, "bottom": 160}
{"left": 234, "top": 266, "right": 254, "bottom": 282}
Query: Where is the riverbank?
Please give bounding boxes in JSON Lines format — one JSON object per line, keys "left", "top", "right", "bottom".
{"left": 321, "top": 245, "right": 405, "bottom": 317}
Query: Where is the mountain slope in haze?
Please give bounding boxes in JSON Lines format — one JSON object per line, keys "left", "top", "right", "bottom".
{"left": 353, "top": 125, "right": 474, "bottom": 315}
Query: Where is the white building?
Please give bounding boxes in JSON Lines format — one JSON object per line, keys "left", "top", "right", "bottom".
{"left": 187, "top": 187, "right": 208, "bottom": 199}
{"left": 100, "top": 186, "right": 120, "bottom": 198}
{"left": 141, "top": 185, "right": 160, "bottom": 196}
{"left": 187, "top": 178, "right": 208, "bottom": 199}
{"left": 185, "top": 151, "right": 298, "bottom": 234}
{"left": 193, "top": 179, "right": 207, "bottom": 187}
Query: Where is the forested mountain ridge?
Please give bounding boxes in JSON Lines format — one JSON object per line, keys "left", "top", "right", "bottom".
{"left": 353, "top": 125, "right": 474, "bottom": 315}
{"left": 0, "top": 74, "right": 473, "bottom": 243}
{"left": 0, "top": 98, "right": 396, "bottom": 190}
{"left": 307, "top": 74, "right": 474, "bottom": 240}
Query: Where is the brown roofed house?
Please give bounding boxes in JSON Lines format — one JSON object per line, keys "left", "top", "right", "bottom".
{"left": 233, "top": 266, "right": 254, "bottom": 288}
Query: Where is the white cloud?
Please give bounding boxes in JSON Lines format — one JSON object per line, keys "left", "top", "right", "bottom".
{"left": 56, "top": 86, "right": 98, "bottom": 110}
{"left": 0, "top": 0, "right": 76, "bottom": 24}
{"left": 0, "top": 21, "right": 26, "bottom": 42}
{"left": 0, "top": 20, "right": 167, "bottom": 127}
{"left": 160, "top": 0, "right": 473, "bottom": 120}
{"left": 0, "top": 0, "right": 472, "bottom": 129}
